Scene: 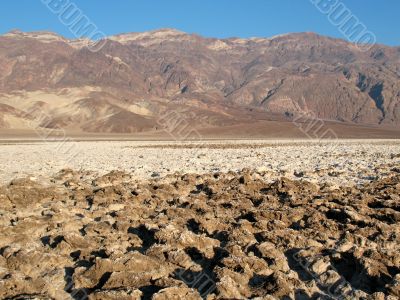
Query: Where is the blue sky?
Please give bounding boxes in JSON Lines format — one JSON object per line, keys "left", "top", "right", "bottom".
{"left": 0, "top": 0, "right": 398, "bottom": 46}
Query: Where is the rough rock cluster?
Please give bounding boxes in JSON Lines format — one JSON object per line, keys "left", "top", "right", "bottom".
{"left": 0, "top": 167, "right": 399, "bottom": 299}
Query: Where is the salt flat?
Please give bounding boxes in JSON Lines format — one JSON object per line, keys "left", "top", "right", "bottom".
{"left": 1, "top": 139, "right": 400, "bottom": 299}
{"left": 0, "top": 139, "right": 399, "bottom": 186}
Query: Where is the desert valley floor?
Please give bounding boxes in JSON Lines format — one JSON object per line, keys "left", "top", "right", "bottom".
{"left": 0, "top": 140, "right": 399, "bottom": 299}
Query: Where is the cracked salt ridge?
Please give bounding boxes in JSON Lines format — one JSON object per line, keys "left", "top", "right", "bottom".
{"left": 0, "top": 139, "right": 399, "bottom": 186}
{"left": 0, "top": 168, "right": 399, "bottom": 299}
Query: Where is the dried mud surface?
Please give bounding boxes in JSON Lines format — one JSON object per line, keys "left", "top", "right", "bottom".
{"left": 0, "top": 165, "right": 399, "bottom": 299}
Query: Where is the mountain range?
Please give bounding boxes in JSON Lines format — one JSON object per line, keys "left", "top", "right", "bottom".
{"left": 0, "top": 29, "right": 399, "bottom": 137}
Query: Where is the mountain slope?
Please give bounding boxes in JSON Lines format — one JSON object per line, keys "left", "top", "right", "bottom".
{"left": 0, "top": 29, "right": 399, "bottom": 134}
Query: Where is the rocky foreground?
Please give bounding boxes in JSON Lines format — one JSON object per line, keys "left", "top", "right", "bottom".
{"left": 0, "top": 165, "right": 399, "bottom": 299}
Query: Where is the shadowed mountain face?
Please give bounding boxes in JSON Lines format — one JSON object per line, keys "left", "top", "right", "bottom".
{"left": 0, "top": 29, "right": 399, "bottom": 134}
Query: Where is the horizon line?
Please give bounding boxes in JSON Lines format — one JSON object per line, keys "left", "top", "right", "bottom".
{"left": 1, "top": 28, "right": 397, "bottom": 47}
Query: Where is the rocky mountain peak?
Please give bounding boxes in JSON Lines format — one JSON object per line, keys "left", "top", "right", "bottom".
{"left": 2, "top": 29, "right": 67, "bottom": 43}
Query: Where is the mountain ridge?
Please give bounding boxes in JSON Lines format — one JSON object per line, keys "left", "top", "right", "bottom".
{"left": 0, "top": 29, "right": 399, "bottom": 135}
{"left": 2, "top": 28, "right": 397, "bottom": 47}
